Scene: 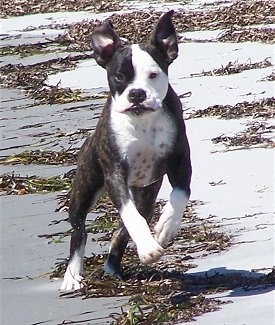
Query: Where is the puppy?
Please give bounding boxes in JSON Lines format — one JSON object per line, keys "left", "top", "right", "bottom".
{"left": 61, "top": 10, "right": 192, "bottom": 291}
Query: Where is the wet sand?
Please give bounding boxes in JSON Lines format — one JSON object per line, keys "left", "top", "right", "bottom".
{"left": 1, "top": 1, "right": 274, "bottom": 324}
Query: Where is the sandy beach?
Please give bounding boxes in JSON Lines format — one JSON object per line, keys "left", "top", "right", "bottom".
{"left": 1, "top": 1, "right": 274, "bottom": 324}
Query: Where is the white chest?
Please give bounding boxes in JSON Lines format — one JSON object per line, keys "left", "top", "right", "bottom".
{"left": 110, "top": 110, "right": 175, "bottom": 186}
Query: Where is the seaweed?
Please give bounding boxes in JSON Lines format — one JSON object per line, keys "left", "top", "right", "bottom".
{"left": 0, "top": 149, "right": 78, "bottom": 166}
{"left": 0, "top": 54, "right": 93, "bottom": 104}
{"left": 0, "top": 43, "right": 54, "bottom": 57}
{"left": 190, "top": 58, "right": 272, "bottom": 77}
{"left": 1, "top": 0, "right": 122, "bottom": 18}
{"left": 212, "top": 121, "right": 274, "bottom": 151}
{"left": 217, "top": 27, "right": 275, "bottom": 43}
{"left": 54, "top": 1, "right": 275, "bottom": 50}
{"left": 188, "top": 97, "right": 275, "bottom": 119}
{"left": 0, "top": 173, "right": 72, "bottom": 194}
{"left": 259, "top": 71, "right": 275, "bottom": 82}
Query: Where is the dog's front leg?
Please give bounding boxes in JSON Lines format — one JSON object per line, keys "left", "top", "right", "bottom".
{"left": 120, "top": 199, "right": 164, "bottom": 264}
{"left": 154, "top": 148, "right": 192, "bottom": 248}
{"left": 106, "top": 176, "right": 164, "bottom": 265}
{"left": 154, "top": 188, "right": 189, "bottom": 248}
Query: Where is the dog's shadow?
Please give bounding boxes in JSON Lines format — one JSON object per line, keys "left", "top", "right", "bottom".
{"left": 57, "top": 253, "right": 274, "bottom": 302}
{"left": 191, "top": 266, "right": 275, "bottom": 298}
{"left": 123, "top": 263, "right": 275, "bottom": 303}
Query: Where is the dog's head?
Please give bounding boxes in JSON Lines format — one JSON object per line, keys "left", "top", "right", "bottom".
{"left": 91, "top": 11, "right": 178, "bottom": 116}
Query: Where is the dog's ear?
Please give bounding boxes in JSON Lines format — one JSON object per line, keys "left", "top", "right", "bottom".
{"left": 149, "top": 10, "right": 178, "bottom": 64}
{"left": 91, "top": 21, "right": 122, "bottom": 67}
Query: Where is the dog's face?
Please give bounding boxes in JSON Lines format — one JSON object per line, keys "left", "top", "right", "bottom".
{"left": 91, "top": 11, "right": 178, "bottom": 117}
{"left": 106, "top": 44, "right": 169, "bottom": 115}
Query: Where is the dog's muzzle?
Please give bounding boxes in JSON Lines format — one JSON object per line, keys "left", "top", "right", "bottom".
{"left": 125, "top": 88, "right": 155, "bottom": 116}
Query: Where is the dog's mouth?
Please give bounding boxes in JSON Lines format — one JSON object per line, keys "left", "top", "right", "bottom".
{"left": 125, "top": 105, "right": 155, "bottom": 116}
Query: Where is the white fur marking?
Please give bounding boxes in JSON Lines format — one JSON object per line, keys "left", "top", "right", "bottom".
{"left": 60, "top": 241, "right": 85, "bottom": 291}
{"left": 154, "top": 188, "right": 189, "bottom": 248}
{"left": 110, "top": 109, "right": 175, "bottom": 186}
{"left": 120, "top": 199, "right": 164, "bottom": 264}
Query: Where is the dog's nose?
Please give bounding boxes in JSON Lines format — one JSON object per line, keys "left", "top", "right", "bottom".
{"left": 128, "top": 88, "right": 146, "bottom": 104}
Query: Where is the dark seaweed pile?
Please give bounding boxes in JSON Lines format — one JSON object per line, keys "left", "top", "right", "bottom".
{"left": 0, "top": 173, "right": 72, "bottom": 195}
{"left": 0, "top": 55, "right": 94, "bottom": 104}
{"left": 188, "top": 97, "right": 275, "bottom": 119}
{"left": 1, "top": 0, "right": 122, "bottom": 17}
{"left": 212, "top": 121, "right": 274, "bottom": 151}
{"left": 190, "top": 58, "right": 272, "bottom": 77}
{"left": 55, "top": 1, "right": 275, "bottom": 50}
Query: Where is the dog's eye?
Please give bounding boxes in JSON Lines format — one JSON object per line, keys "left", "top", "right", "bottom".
{"left": 115, "top": 73, "right": 125, "bottom": 83}
{"left": 149, "top": 72, "right": 158, "bottom": 79}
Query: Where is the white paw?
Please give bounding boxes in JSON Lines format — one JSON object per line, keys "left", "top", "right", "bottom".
{"left": 137, "top": 238, "right": 165, "bottom": 265}
{"left": 60, "top": 267, "right": 84, "bottom": 291}
{"left": 154, "top": 217, "right": 180, "bottom": 248}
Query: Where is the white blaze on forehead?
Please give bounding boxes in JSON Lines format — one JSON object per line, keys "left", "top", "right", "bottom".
{"left": 131, "top": 44, "right": 168, "bottom": 101}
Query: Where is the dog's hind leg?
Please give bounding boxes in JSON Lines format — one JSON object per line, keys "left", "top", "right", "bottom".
{"left": 105, "top": 178, "right": 163, "bottom": 279}
{"left": 60, "top": 137, "right": 104, "bottom": 291}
